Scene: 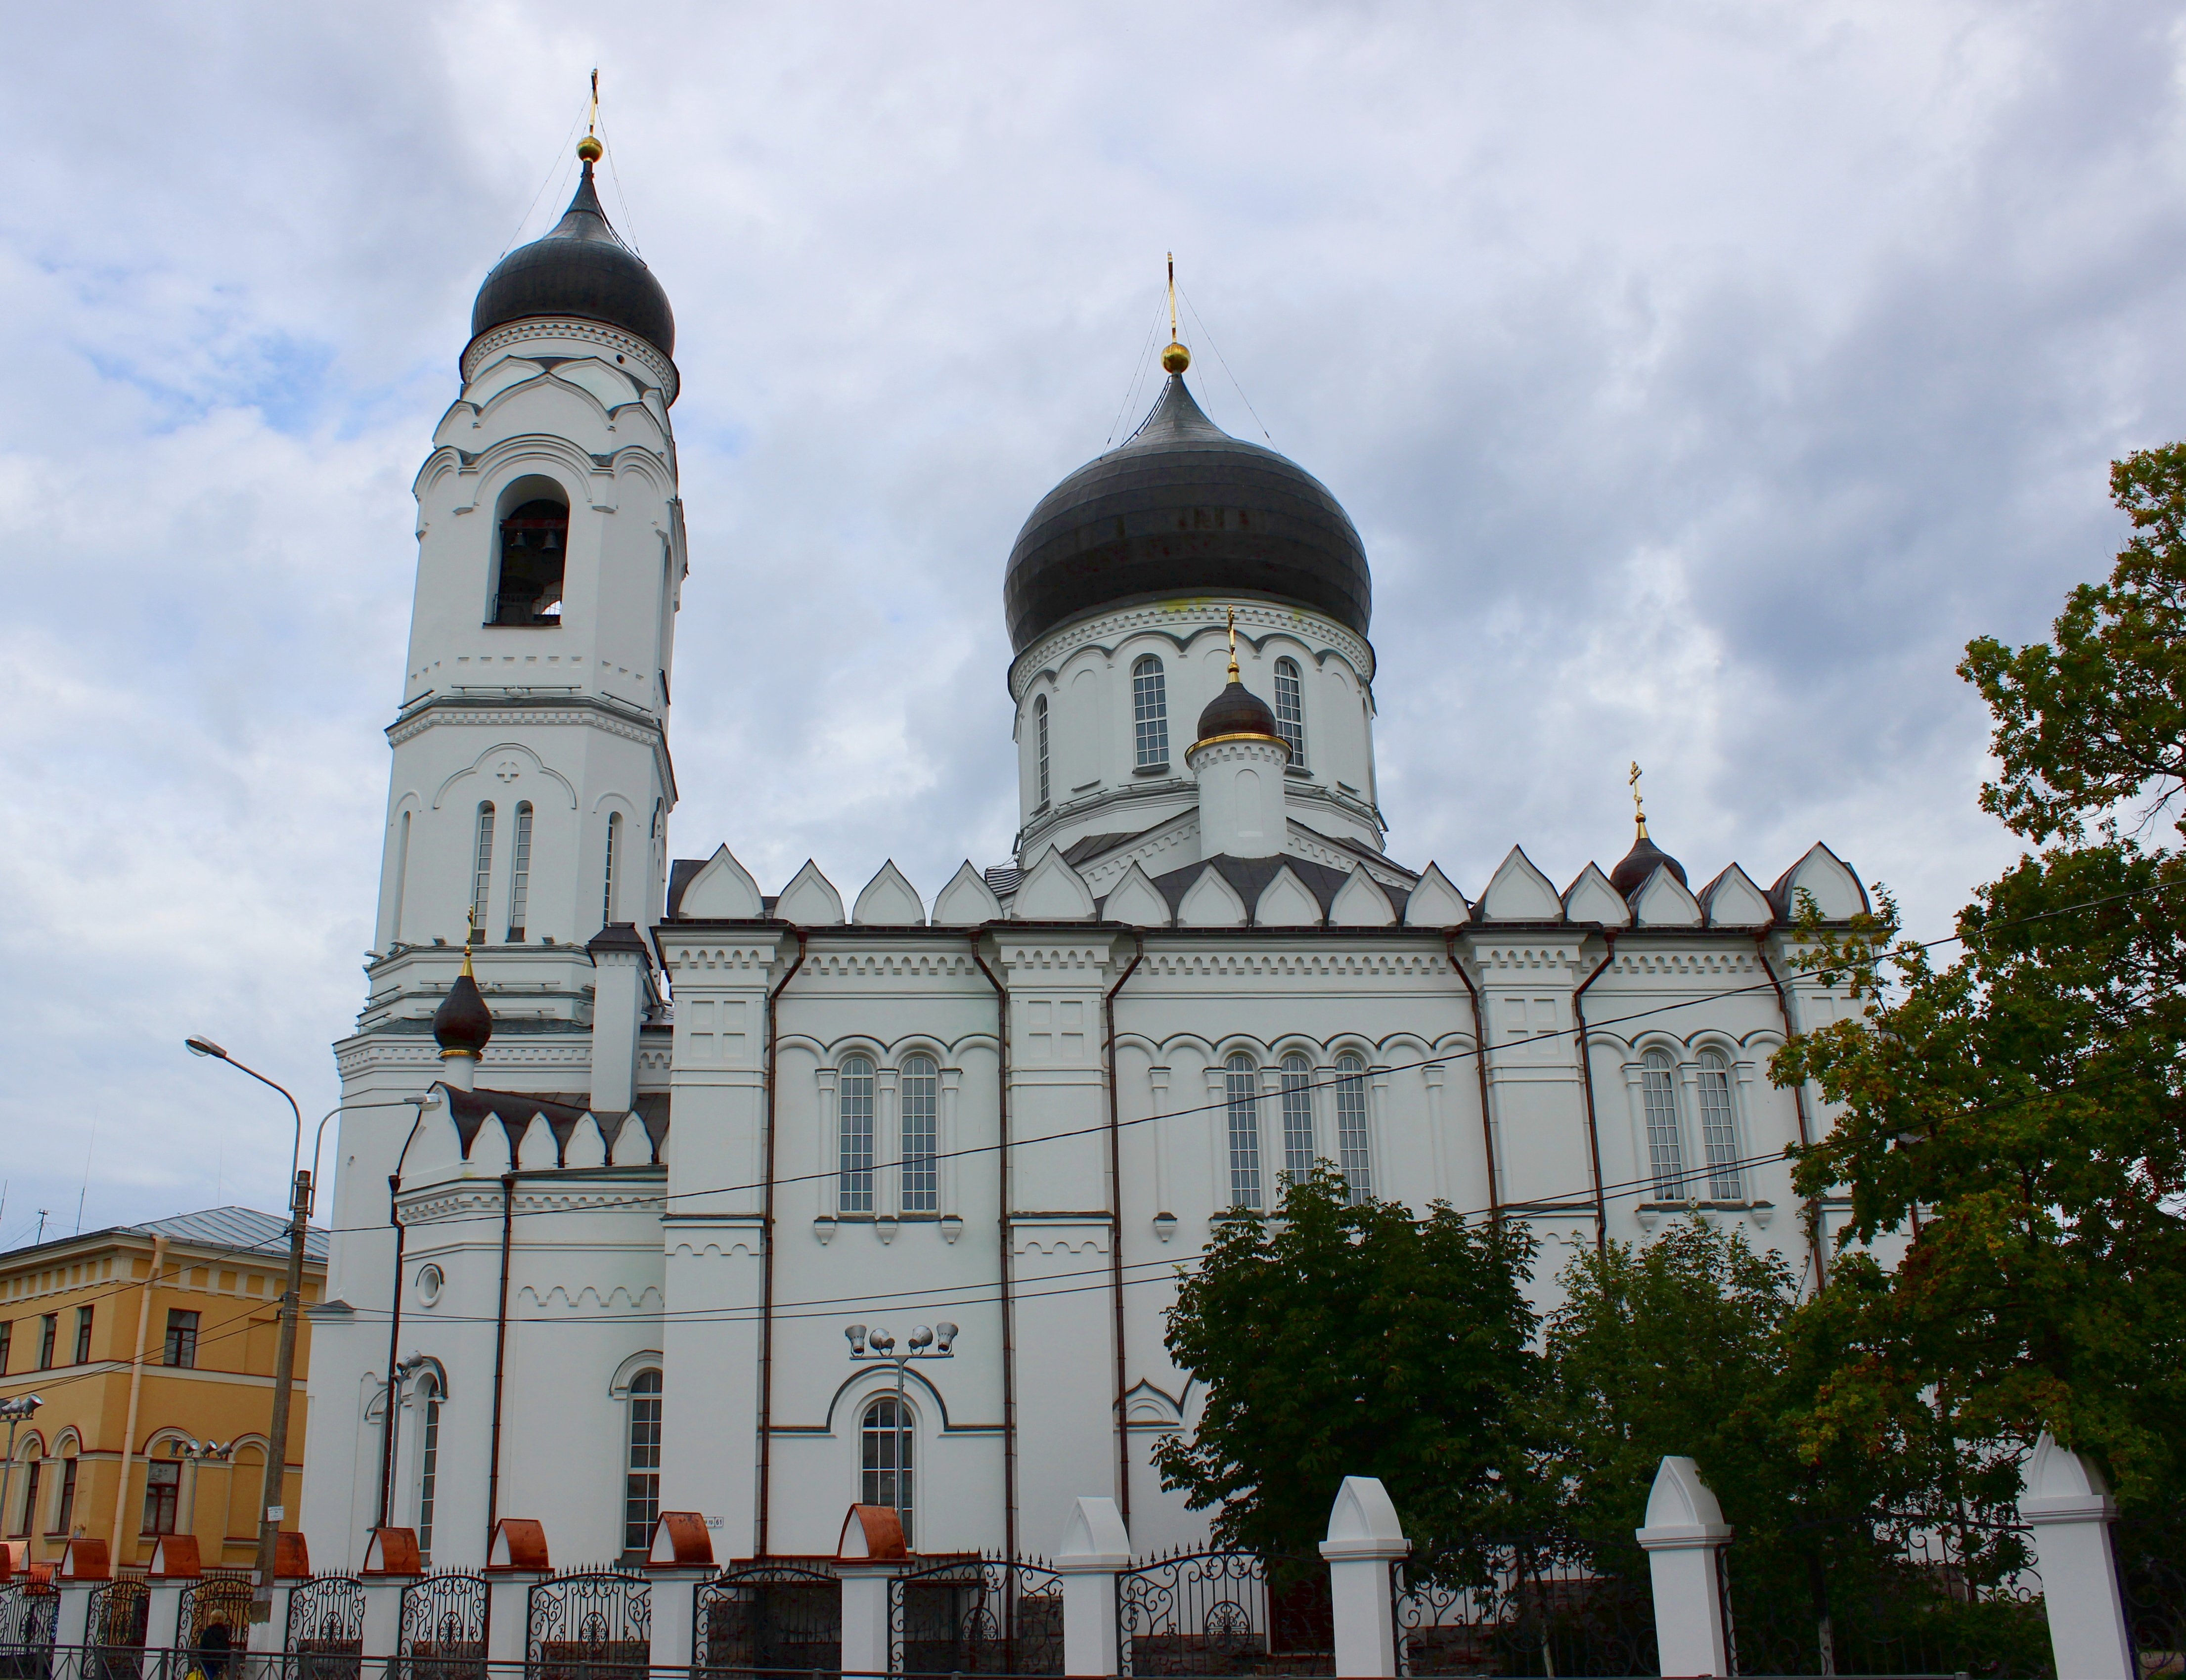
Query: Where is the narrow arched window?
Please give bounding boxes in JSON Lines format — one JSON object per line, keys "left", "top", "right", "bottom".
{"left": 1225, "top": 1053, "right": 1262, "bottom": 1209}
{"left": 1034, "top": 696, "right": 1051, "bottom": 807}
{"left": 506, "top": 803, "right": 534, "bottom": 941}
{"left": 1334, "top": 1053, "right": 1372, "bottom": 1203}
{"left": 1279, "top": 1053, "right": 1315, "bottom": 1183}
{"left": 415, "top": 1374, "right": 442, "bottom": 1566}
{"left": 1696, "top": 1051, "right": 1741, "bottom": 1200}
{"left": 470, "top": 803, "right": 495, "bottom": 937}
{"left": 901, "top": 1054, "right": 938, "bottom": 1213}
{"left": 1642, "top": 1049, "right": 1686, "bottom": 1200}
{"left": 623, "top": 1369, "right": 662, "bottom": 1554}
{"left": 494, "top": 497, "right": 568, "bottom": 625}
{"left": 602, "top": 811, "right": 624, "bottom": 926}
{"left": 839, "top": 1056, "right": 876, "bottom": 1213}
{"left": 1274, "top": 658, "right": 1306, "bottom": 767}
{"left": 861, "top": 1395, "right": 913, "bottom": 1543}
{"left": 391, "top": 809, "right": 412, "bottom": 943}
{"left": 1132, "top": 656, "right": 1170, "bottom": 768}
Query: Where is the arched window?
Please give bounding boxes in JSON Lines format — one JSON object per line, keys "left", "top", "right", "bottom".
{"left": 1225, "top": 1053, "right": 1262, "bottom": 1209}
{"left": 1132, "top": 656, "right": 1170, "bottom": 768}
{"left": 493, "top": 497, "right": 568, "bottom": 625}
{"left": 861, "top": 1395, "right": 913, "bottom": 1544}
{"left": 141, "top": 1459, "right": 179, "bottom": 1536}
{"left": 1334, "top": 1053, "right": 1372, "bottom": 1203}
{"left": 1696, "top": 1051, "right": 1741, "bottom": 1199}
{"left": 415, "top": 1374, "right": 442, "bottom": 1565}
{"left": 602, "top": 811, "right": 624, "bottom": 926}
{"left": 901, "top": 1055, "right": 938, "bottom": 1213}
{"left": 1279, "top": 1053, "right": 1315, "bottom": 1182}
{"left": 1033, "top": 696, "right": 1051, "bottom": 807}
{"left": 391, "top": 809, "right": 411, "bottom": 943}
{"left": 470, "top": 803, "right": 495, "bottom": 936}
{"left": 1641, "top": 1049, "right": 1686, "bottom": 1200}
{"left": 623, "top": 1370, "right": 662, "bottom": 1554}
{"left": 839, "top": 1057, "right": 876, "bottom": 1213}
{"left": 1274, "top": 658, "right": 1306, "bottom": 766}
{"left": 52, "top": 1447, "right": 77, "bottom": 1539}
{"left": 507, "top": 803, "right": 534, "bottom": 941}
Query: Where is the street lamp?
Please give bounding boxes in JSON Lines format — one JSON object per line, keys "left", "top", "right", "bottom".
{"left": 0, "top": 1395, "right": 42, "bottom": 1540}
{"left": 845, "top": 1322, "right": 956, "bottom": 1545}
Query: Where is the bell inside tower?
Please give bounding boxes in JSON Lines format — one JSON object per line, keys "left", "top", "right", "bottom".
{"left": 493, "top": 495, "right": 569, "bottom": 625}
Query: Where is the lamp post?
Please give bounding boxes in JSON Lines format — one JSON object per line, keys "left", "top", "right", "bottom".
{"left": 0, "top": 1394, "right": 42, "bottom": 1539}
{"left": 845, "top": 1322, "right": 956, "bottom": 1545}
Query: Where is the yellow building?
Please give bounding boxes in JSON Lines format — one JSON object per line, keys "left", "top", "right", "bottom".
{"left": 0, "top": 1207, "right": 325, "bottom": 1567}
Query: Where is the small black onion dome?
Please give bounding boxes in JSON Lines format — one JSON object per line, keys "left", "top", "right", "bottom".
{"left": 1195, "top": 676, "right": 1282, "bottom": 747}
{"left": 432, "top": 967, "right": 494, "bottom": 1059}
{"left": 1003, "top": 373, "right": 1371, "bottom": 654}
{"left": 1610, "top": 827, "right": 1688, "bottom": 899}
{"left": 470, "top": 159, "right": 674, "bottom": 359}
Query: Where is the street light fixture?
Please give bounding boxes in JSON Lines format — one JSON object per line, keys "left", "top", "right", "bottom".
{"left": 0, "top": 1395, "right": 43, "bottom": 1540}
{"left": 846, "top": 1321, "right": 957, "bottom": 1545}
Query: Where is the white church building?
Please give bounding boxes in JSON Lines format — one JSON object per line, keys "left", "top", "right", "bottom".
{"left": 300, "top": 142, "right": 1873, "bottom": 1572}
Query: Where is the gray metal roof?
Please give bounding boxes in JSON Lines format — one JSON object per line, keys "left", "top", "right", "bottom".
{"left": 0, "top": 1206, "right": 327, "bottom": 1269}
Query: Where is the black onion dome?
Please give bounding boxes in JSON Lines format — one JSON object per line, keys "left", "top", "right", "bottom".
{"left": 1004, "top": 374, "right": 1371, "bottom": 654}
{"left": 470, "top": 160, "right": 674, "bottom": 359}
{"left": 1610, "top": 829, "right": 1688, "bottom": 899}
{"left": 1196, "top": 677, "right": 1281, "bottom": 745}
{"left": 432, "top": 969, "right": 494, "bottom": 1059}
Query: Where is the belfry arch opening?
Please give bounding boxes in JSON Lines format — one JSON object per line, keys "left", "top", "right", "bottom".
{"left": 491, "top": 478, "right": 569, "bottom": 625}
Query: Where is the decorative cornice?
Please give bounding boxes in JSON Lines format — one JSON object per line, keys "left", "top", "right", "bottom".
{"left": 1009, "top": 598, "right": 1375, "bottom": 702}
{"left": 386, "top": 694, "right": 676, "bottom": 805}
{"left": 461, "top": 317, "right": 679, "bottom": 405}
{"left": 1142, "top": 948, "right": 1451, "bottom": 978}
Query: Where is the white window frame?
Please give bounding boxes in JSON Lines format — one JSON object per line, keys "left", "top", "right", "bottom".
{"left": 1638, "top": 1047, "right": 1688, "bottom": 1200}
{"left": 839, "top": 1055, "right": 877, "bottom": 1213}
{"left": 1332, "top": 1051, "right": 1372, "bottom": 1203}
{"left": 900, "top": 1054, "right": 939, "bottom": 1213}
{"left": 1278, "top": 1052, "right": 1315, "bottom": 1183}
{"left": 1132, "top": 656, "right": 1170, "bottom": 768}
{"left": 1273, "top": 658, "right": 1307, "bottom": 767}
{"left": 1224, "top": 1052, "right": 1263, "bottom": 1209}
{"left": 1694, "top": 1048, "right": 1743, "bottom": 1199}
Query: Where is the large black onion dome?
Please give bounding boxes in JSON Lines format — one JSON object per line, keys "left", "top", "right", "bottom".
{"left": 1004, "top": 373, "right": 1371, "bottom": 654}
{"left": 433, "top": 961, "right": 494, "bottom": 1060}
{"left": 470, "top": 160, "right": 674, "bottom": 359}
{"left": 1195, "top": 676, "right": 1282, "bottom": 747}
{"left": 1610, "top": 827, "right": 1688, "bottom": 899}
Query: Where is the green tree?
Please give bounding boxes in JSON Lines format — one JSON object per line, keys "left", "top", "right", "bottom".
{"left": 1152, "top": 1167, "right": 1538, "bottom": 1571}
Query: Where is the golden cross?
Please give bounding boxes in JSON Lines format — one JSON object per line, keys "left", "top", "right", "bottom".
{"left": 1226, "top": 607, "right": 1240, "bottom": 682}
{"left": 1629, "top": 761, "right": 1649, "bottom": 836}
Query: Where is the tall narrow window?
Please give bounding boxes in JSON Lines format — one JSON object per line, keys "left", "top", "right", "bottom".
{"left": 901, "top": 1055, "right": 938, "bottom": 1214}
{"left": 493, "top": 497, "right": 568, "bottom": 625}
{"left": 53, "top": 1457, "right": 76, "bottom": 1536}
{"left": 141, "top": 1461, "right": 179, "bottom": 1536}
{"left": 415, "top": 1375, "right": 442, "bottom": 1565}
{"left": 602, "top": 811, "right": 624, "bottom": 926}
{"left": 839, "top": 1057, "right": 876, "bottom": 1213}
{"left": 1696, "top": 1051, "right": 1742, "bottom": 1200}
{"left": 11, "top": 1461, "right": 37, "bottom": 1537}
{"left": 623, "top": 1370, "right": 662, "bottom": 1554}
{"left": 506, "top": 802, "right": 533, "bottom": 940}
{"left": 861, "top": 1396, "right": 913, "bottom": 1544}
{"left": 72, "top": 1309, "right": 91, "bottom": 1365}
{"left": 1034, "top": 696, "right": 1051, "bottom": 807}
{"left": 470, "top": 803, "right": 496, "bottom": 936}
{"left": 0, "top": 1321, "right": 11, "bottom": 1375}
{"left": 1334, "top": 1053, "right": 1372, "bottom": 1203}
{"left": 37, "top": 1316, "right": 55, "bottom": 1371}
{"left": 1279, "top": 1053, "right": 1315, "bottom": 1182}
{"left": 163, "top": 1310, "right": 198, "bottom": 1370}
{"left": 391, "top": 809, "right": 411, "bottom": 943}
{"left": 1225, "top": 1053, "right": 1263, "bottom": 1209}
{"left": 1641, "top": 1049, "right": 1686, "bottom": 1200}
{"left": 1274, "top": 659, "right": 1307, "bottom": 766}
{"left": 1132, "top": 657, "right": 1170, "bottom": 768}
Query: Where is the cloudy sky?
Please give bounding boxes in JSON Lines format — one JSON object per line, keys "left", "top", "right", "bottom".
{"left": 2, "top": 0, "right": 2181, "bottom": 1239}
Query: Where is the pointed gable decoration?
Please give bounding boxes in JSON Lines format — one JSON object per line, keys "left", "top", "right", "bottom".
{"left": 1103, "top": 862, "right": 1171, "bottom": 928}
{"left": 1772, "top": 843, "right": 1868, "bottom": 921}
{"left": 1632, "top": 864, "right": 1703, "bottom": 927}
{"left": 677, "top": 844, "right": 764, "bottom": 919}
{"left": 1562, "top": 863, "right": 1631, "bottom": 927}
{"left": 852, "top": 860, "right": 926, "bottom": 926}
{"left": 1177, "top": 865, "right": 1248, "bottom": 928}
{"left": 1700, "top": 863, "right": 1774, "bottom": 928}
{"left": 1480, "top": 847, "right": 1562, "bottom": 921}
{"left": 1402, "top": 862, "right": 1470, "bottom": 928}
{"left": 932, "top": 860, "right": 1003, "bottom": 926}
{"left": 1330, "top": 866, "right": 1397, "bottom": 928}
{"left": 776, "top": 859, "right": 846, "bottom": 926}
{"left": 1254, "top": 864, "right": 1322, "bottom": 928}
{"left": 1013, "top": 846, "right": 1097, "bottom": 920}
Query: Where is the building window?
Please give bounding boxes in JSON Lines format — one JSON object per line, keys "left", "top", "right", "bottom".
{"left": 1641, "top": 1049, "right": 1686, "bottom": 1200}
{"left": 901, "top": 1055, "right": 938, "bottom": 1214}
{"left": 838, "top": 1057, "right": 876, "bottom": 1213}
{"left": 416, "top": 1375, "right": 442, "bottom": 1566}
{"left": 392, "top": 808, "right": 412, "bottom": 943}
{"left": 1034, "top": 696, "right": 1050, "bottom": 807}
{"left": 861, "top": 1395, "right": 913, "bottom": 1545}
{"left": 11, "top": 1461, "right": 38, "bottom": 1538}
{"left": 493, "top": 496, "right": 568, "bottom": 625}
{"left": 470, "top": 803, "right": 495, "bottom": 936}
{"left": 52, "top": 1458, "right": 76, "bottom": 1536}
{"left": 1279, "top": 1053, "right": 1315, "bottom": 1183}
{"left": 1334, "top": 1053, "right": 1372, "bottom": 1203}
{"left": 1696, "top": 1051, "right": 1742, "bottom": 1199}
{"left": 163, "top": 1310, "right": 199, "bottom": 1370}
{"left": 1274, "top": 658, "right": 1306, "bottom": 766}
{"left": 506, "top": 802, "right": 533, "bottom": 940}
{"left": 1132, "top": 657, "right": 1169, "bottom": 768}
{"left": 623, "top": 1370, "right": 662, "bottom": 1554}
{"left": 1225, "top": 1053, "right": 1262, "bottom": 1209}
{"left": 141, "top": 1461, "right": 179, "bottom": 1536}
{"left": 72, "top": 1308, "right": 91, "bottom": 1365}
{"left": 38, "top": 1315, "right": 56, "bottom": 1371}
{"left": 0, "top": 1321, "right": 10, "bottom": 1375}
{"left": 602, "top": 811, "right": 624, "bottom": 926}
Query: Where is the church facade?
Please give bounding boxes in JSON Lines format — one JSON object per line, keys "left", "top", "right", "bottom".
{"left": 299, "top": 145, "right": 1872, "bottom": 1572}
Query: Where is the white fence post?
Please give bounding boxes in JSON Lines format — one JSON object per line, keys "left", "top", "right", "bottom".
{"left": 1054, "top": 1496, "right": 1131, "bottom": 1678}
{"left": 837, "top": 1503, "right": 910, "bottom": 1678}
{"left": 484, "top": 1518, "right": 552, "bottom": 1666}
{"left": 2018, "top": 1432, "right": 2134, "bottom": 1680}
{"left": 360, "top": 1527, "right": 422, "bottom": 1658}
{"left": 1634, "top": 1456, "right": 1732, "bottom": 1679}
{"left": 1318, "top": 1476, "right": 1409, "bottom": 1678}
{"left": 645, "top": 1512, "right": 718, "bottom": 1670}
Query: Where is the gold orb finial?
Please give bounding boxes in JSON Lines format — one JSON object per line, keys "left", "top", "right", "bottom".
{"left": 1161, "top": 340, "right": 1191, "bottom": 374}
{"left": 577, "top": 134, "right": 603, "bottom": 164}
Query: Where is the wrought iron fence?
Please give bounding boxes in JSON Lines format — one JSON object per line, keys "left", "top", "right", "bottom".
{"left": 1393, "top": 1538, "right": 1655, "bottom": 1679}
{"left": 83, "top": 1579, "right": 149, "bottom": 1680}
{"left": 526, "top": 1569, "right": 651, "bottom": 1680}
{"left": 1115, "top": 1548, "right": 1333, "bottom": 1678}
{"left": 176, "top": 1574, "right": 252, "bottom": 1680}
{"left": 0, "top": 1580, "right": 57, "bottom": 1680}
{"left": 693, "top": 1562, "right": 840, "bottom": 1675}
{"left": 398, "top": 1570, "right": 489, "bottom": 1680}
{"left": 889, "top": 1556, "right": 1063, "bottom": 1676}
{"left": 283, "top": 1575, "right": 366, "bottom": 1680}
{"left": 2115, "top": 1509, "right": 2184, "bottom": 1680}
